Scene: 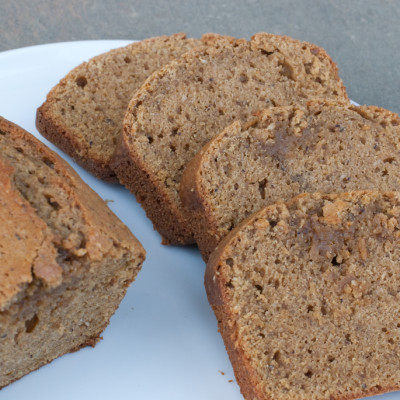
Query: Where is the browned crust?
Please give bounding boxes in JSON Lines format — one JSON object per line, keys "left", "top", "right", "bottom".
{"left": 251, "top": 33, "right": 348, "bottom": 102}
{"left": 112, "top": 129, "right": 195, "bottom": 245}
{"left": 205, "top": 205, "right": 279, "bottom": 400}
{"left": 1, "top": 116, "right": 145, "bottom": 257}
{"left": 36, "top": 105, "right": 118, "bottom": 182}
{"left": 115, "top": 32, "right": 349, "bottom": 246}
{"left": 180, "top": 123, "right": 245, "bottom": 258}
{"left": 205, "top": 191, "right": 400, "bottom": 400}
{"left": 35, "top": 33, "right": 198, "bottom": 183}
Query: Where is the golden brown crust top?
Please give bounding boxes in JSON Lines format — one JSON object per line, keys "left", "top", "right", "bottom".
{"left": 0, "top": 159, "right": 62, "bottom": 310}
{"left": 0, "top": 116, "right": 145, "bottom": 309}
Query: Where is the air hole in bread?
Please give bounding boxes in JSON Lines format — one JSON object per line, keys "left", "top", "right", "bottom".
{"left": 279, "top": 61, "right": 295, "bottom": 81}
{"left": 75, "top": 76, "right": 87, "bottom": 88}
{"left": 345, "top": 333, "right": 352, "bottom": 344}
{"left": 331, "top": 256, "right": 341, "bottom": 266}
{"left": 225, "top": 258, "right": 234, "bottom": 267}
{"left": 254, "top": 284, "right": 263, "bottom": 293}
{"left": 260, "top": 49, "right": 274, "bottom": 57}
{"left": 42, "top": 157, "right": 55, "bottom": 169}
{"left": 46, "top": 196, "right": 61, "bottom": 211}
{"left": 25, "top": 314, "right": 39, "bottom": 333}
{"left": 269, "top": 220, "right": 278, "bottom": 228}
{"left": 239, "top": 74, "right": 249, "bottom": 83}
{"left": 258, "top": 178, "right": 267, "bottom": 200}
{"left": 384, "top": 157, "right": 395, "bottom": 164}
{"left": 272, "top": 350, "right": 281, "bottom": 362}
{"left": 305, "top": 370, "right": 313, "bottom": 378}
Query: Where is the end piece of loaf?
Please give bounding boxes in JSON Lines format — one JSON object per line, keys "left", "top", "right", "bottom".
{"left": 0, "top": 117, "right": 145, "bottom": 389}
{"left": 206, "top": 190, "right": 400, "bottom": 400}
{"left": 180, "top": 100, "right": 400, "bottom": 259}
{"left": 113, "top": 32, "right": 348, "bottom": 245}
{"left": 36, "top": 33, "right": 200, "bottom": 182}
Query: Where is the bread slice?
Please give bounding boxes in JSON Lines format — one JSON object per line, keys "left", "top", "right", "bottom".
{"left": 206, "top": 190, "right": 400, "bottom": 400}
{"left": 0, "top": 117, "right": 145, "bottom": 388}
{"left": 36, "top": 33, "right": 200, "bottom": 182}
{"left": 180, "top": 100, "right": 400, "bottom": 259}
{"left": 113, "top": 33, "right": 348, "bottom": 245}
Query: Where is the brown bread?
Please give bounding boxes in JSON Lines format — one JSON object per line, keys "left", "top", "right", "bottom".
{"left": 206, "top": 190, "right": 400, "bottom": 400}
{"left": 0, "top": 117, "right": 145, "bottom": 388}
{"left": 180, "top": 100, "right": 400, "bottom": 259}
{"left": 36, "top": 33, "right": 200, "bottom": 182}
{"left": 113, "top": 33, "right": 348, "bottom": 245}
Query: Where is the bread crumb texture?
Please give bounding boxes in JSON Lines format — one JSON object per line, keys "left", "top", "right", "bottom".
{"left": 36, "top": 33, "right": 200, "bottom": 181}
{"left": 206, "top": 191, "right": 400, "bottom": 400}
{"left": 181, "top": 101, "right": 400, "bottom": 259}
{"left": 114, "top": 32, "right": 348, "bottom": 244}
{"left": 0, "top": 117, "right": 145, "bottom": 388}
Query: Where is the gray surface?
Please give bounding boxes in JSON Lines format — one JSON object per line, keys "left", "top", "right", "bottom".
{"left": 0, "top": 0, "right": 399, "bottom": 113}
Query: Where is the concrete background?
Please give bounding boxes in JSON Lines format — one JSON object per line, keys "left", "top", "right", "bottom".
{"left": 0, "top": 0, "right": 399, "bottom": 113}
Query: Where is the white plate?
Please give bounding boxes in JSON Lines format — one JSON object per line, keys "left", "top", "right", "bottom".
{"left": 0, "top": 41, "right": 396, "bottom": 400}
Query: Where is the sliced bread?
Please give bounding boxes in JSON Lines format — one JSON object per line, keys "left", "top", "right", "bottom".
{"left": 206, "top": 190, "right": 400, "bottom": 400}
{"left": 36, "top": 33, "right": 200, "bottom": 182}
{"left": 113, "top": 33, "right": 348, "bottom": 245}
{"left": 180, "top": 100, "right": 400, "bottom": 259}
{"left": 0, "top": 117, "right": 145, "bottom": 388}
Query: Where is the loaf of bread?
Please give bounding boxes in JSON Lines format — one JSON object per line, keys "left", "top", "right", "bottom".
{"left": 0, "top": 117, "right": 145, "bottom": 388}
{"left": 180, "top": 100, "right": 400, "bottom": 259}
{"left": 206, "top": 190, "right": 400, "bottom": 400}
{"left": 113, "top": 33, "right": 348, "bottom": 245}
{"left": 36, "top": 33, "right": 200, "bottom": 182}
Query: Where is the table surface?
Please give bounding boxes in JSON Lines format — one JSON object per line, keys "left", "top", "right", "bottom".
{"left": 1, "top": 0, "right": 399, "bottom": 114}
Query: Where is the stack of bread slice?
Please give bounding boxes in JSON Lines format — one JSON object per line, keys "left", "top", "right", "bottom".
{"left": 33, "top": 32, "right": 400, "bottom": 400}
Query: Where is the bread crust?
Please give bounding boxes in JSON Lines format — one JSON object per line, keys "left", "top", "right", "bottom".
{"left": 113, "top": 128, "right": 195, "bottom": 244}
{"left": 36, "top": 105, "right": 117, "bottom": 180}
{"left": 205, "top": 191, "right": 400, "bottom": 400}
{"left": 115, "top": 33, "right": 348, "bottom": 245}
{"left": 179, "top": 123, "right": 245, "bottom": 255}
